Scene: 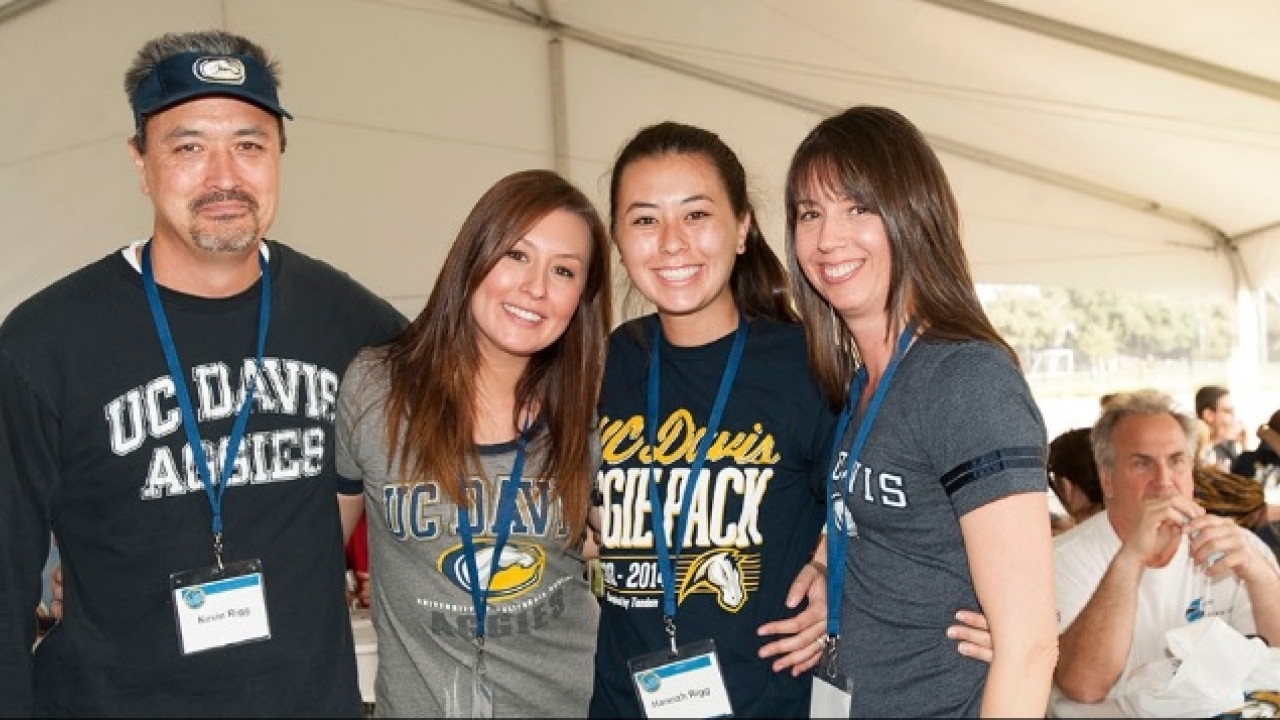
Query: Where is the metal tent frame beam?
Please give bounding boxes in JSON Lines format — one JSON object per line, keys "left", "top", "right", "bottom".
{"left": 455, "top": 0, "right": 1255, "bottom": 294}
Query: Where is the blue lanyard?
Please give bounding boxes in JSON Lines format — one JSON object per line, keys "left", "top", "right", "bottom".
{"left": 141, "top": 242, "right": 270, "bottom": 568}
{"left": 823, "top": 322, "right": 916, "bottom": 639}
{"left": 646, "top": 315, "right": 747, "bottom": 651}
{"left": 457, "top": 423, "right": 532, "bottom": 643}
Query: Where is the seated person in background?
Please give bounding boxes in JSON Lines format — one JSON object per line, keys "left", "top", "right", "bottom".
{"left": 1195, "top": 385, "right": 1240, "bottom": 471}
{"left": 1052, "top": 389, "right": 1280, "bottom": 712}
{"left": 1232, "top": 408, "right": 1280, "bottom": 483}
{"left": 1048, "top": 427, "right": 1104, "bottom": 533}
{"left": 1192, "top": 417, "right": 1216, "bottom": 467}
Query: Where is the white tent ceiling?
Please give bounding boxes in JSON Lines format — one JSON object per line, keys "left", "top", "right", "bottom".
{"left": 3, "top": 0, "right": 1280, "bottom": 322}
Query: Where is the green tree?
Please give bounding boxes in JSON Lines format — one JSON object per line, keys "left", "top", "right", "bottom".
{"left": 981, "top": 285, "right": 1236, "bottom": 369}
{"left": 983, "top": 286, "right": 1064, "bottom": 356}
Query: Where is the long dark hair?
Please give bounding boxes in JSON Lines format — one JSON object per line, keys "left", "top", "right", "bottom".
{"left": 784, "top": 106, "right": 1015, "bottom": 407}
{"left": 609, "top": 121, "right": 799, "bottom": 324}
{"left": 379, "top": 169, "right": 612, "bottom": 544}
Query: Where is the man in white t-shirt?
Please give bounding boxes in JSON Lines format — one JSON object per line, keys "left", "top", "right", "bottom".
{"left": 1052, "top": 389, "right": 1280, "bottom": 714}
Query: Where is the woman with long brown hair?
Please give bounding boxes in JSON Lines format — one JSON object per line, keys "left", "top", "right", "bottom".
{"left": 335, "top": 168, "right": 612, "bottom": 717}
{"left": 785, "top": 106, "right": 1058, "bottom": 717}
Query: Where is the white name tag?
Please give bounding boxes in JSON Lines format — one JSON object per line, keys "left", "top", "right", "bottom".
{"left": 170, "top": 559, "right": 271, "bottom": 655}
{"left": 810, "top": 671, "right": 852, "bottom": 718}
{"left": 629, "top": 640, "right": 733, "bottom": 718}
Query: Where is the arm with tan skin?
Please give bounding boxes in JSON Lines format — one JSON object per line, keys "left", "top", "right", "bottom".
{"left": 1055, "top": 549, "right": 1143, "bottom": 702}
{"left": 1187, "top": 510, "right": 1280, "bottom": 643}
{"left": 961, "top": 492, "right": 1059, "bottom": 718}
{"left": 1056, "top": 493, "right": 1200, "bottom": 702}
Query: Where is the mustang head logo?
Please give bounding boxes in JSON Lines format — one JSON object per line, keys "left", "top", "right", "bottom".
{"left": 679, "top": 549, "right": 747, "bottom": 611}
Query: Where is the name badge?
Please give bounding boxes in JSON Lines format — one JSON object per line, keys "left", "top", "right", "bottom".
{"left": 170, "top": 558, "right": 271, "bottom": 655}
{"left": 810, "top": 669, "right": 853, "bottom": 718}
{"left": 628, "top": 639, "right": 733, "bottom": 718}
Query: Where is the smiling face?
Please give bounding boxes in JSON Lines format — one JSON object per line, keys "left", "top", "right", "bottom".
{"left": 470, "top": 208, "right": 592, "bottom": 366}
{"left": 790, "top": 178, "right": 893, "bottom": 334}
{"left": 129, "top": 96, "right": 282, "bottom": 259}
{"left": 613, "top": 153, "right": 748, "bottom": 344}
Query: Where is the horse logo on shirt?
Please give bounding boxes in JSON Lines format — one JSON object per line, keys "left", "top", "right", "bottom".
{"left": 679, "top": 550, "right": 749, "bottom": 611}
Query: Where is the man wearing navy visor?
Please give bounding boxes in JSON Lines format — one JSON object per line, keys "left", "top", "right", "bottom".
{"left": 0, "top": 30, "right": 405, "bottom": 718}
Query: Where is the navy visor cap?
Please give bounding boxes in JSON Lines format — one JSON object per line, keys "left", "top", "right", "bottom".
{"left": 131, "top": 52, "right": 293, "bottom": 128}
